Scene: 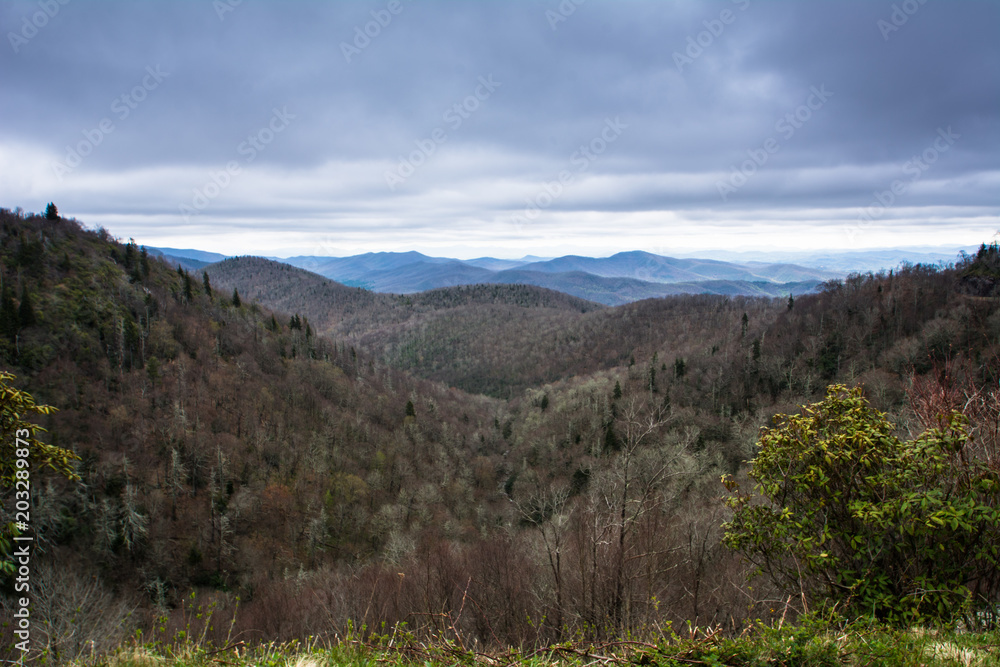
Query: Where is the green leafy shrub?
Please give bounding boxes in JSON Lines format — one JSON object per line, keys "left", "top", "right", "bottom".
{"left": 723, "top": 385, "right": 1000, "bottom": 626}
{"left": 1, "top": 372, "right": 80, "bottom": 579}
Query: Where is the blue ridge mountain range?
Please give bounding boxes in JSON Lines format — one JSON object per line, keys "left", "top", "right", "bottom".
{"left": 149, "top": 247, "right": 972, "bottom": 307}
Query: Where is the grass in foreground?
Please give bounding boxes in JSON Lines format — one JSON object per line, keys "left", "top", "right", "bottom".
{"left": 52, "top": 619, "right": 1000, "bottom": 667}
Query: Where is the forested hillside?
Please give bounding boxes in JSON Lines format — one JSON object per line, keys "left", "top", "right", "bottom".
{"left": 207, "top": 256, "right": 783, "bottom": 397}
{"left": 0, "top": 210, "right": 507, "bottom": 654}
{"left": 2, "top": 208, "right": 1000, "bottom": 661}
{"left": 205, "top": 256, "right": 601, "bottom": 334}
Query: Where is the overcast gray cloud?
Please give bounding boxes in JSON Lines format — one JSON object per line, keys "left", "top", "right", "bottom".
{"left": 1, "top": 0, "right": 997, "bottom": 258}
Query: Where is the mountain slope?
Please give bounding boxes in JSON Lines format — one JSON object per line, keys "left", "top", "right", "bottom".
{"left": 283, "top": 251, "right": 455, "bottom": 285}
{"left": 205, "top": 257, "right": 615, "bottom": 394}
{"left": 205, "top": 257, "right": 602, "bottom": 335}
{"left": 491, "top": 269, "right": 690, "bottom": 304}
{"left": 358, "top": 260, "right": 497, "bottom": 292}
{"left": 0, "top": 208, "right": 524, "bottom": 628}
{"left": 149, "top": 246, "right": 228, "bottom": 263}
{"left": 461, "top": 257, "right": 532, "bottom": 271}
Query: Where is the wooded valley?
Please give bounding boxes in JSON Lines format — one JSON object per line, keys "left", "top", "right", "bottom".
{"left": 2, "top": 208, "right": 999, "bottom": 661}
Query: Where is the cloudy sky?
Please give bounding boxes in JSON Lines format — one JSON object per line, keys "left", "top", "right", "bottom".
{"left": 2, "top": 0, "right": 998, "bottom": 258}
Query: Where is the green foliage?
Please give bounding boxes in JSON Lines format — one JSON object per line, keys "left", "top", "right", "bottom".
{"left": 723, "top": 385, "right": 1000, "bottom": 626}
{"left": 0, "top": 372, "right": 80, "bottom": 579}
{"left": 18, "top": 285, "right": 35, "bottom": 328}
{"left": 603, "top": 423, "right": 619, "bottom": 453}
{"left": 44, "top": 202, "right": 58, "bottom": 220}
{"left": 147, "top": 356, "right": 161, "bottom": 384}
{"left": 652, "top": 617, "right": 1000, "bottom": 667}
{"left": 124, "top": 238, "right": 137, "bottom": 270}
{"left": 816, "top": 333, "right": 842, "bottom": 379}
{"left": 0, "top": 285, "right": 18, "bottom": 339}
{"left": 655, "top": 618, "right": 841, "bottom": 666}
{"left": 963, "top": 242, "right": 1000, "bottom": 278}
{"left": 231, "top": 287, "right": 241, "bottom": 308}
{"left": 15, "top": 234, "right": 44, "bottom": 271}
{"left": 54, "top": 621, "right": 1000, "bottom": 667}
{"left": 957, "top": 242, "right": 1000, "bottom": 297}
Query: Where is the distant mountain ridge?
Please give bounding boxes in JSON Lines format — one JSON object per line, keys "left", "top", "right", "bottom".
{"left": 148, "top": 246, "right": 228, "bottom": 263}
{"left": 678, "top": 247, "right": 973, "bottom": 273}
{"left": 512, "top": 251, "right": 839, "bottom": 283}
{"left": 158, "top": 245, "right": 968, "bottom": 305}
{"left": 270, "top": 250, "right": 838, "bottom": 304}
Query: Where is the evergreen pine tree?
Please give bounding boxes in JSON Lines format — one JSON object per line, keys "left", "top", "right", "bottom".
{"left": 146, "top": 356, "right": 161, "bottom": 384}
{"left": 44, "top": 202, "right": 58, "bottom": 220}
{"left": 202, "top": 272, "right": 212, "bottom": 297}
{"left": 124, "top": 240, "right": 137, "bottom": 271}
{"left": 0, "top": 287, "right": 19, "bottom": 338}
{"left": 231, "top": 288, "right": 241, "bottom": 307}
{"left": 18, "top": 286, "right": 35, "bottom": 328}
{"left": 604, "top": 424, "right": 619, "bottom": 452}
